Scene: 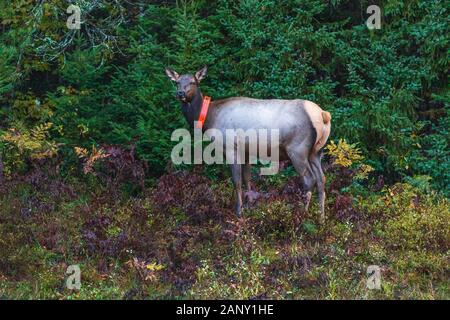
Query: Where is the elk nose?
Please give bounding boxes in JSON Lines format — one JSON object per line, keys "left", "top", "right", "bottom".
{"left": 176, "top": 91, "right": 185, "bottom": 98}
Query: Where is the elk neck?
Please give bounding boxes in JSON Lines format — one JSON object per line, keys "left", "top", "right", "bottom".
{"left": 180, "top": 87, "right": 204, "bottom": 128}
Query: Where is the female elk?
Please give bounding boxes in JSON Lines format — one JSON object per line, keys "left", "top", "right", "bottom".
{"left": 165, "top": 66, "right": 331, "bottom": 221}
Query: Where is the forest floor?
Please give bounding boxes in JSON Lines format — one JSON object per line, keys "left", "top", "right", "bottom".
{"left": 0, "top": 163, "right": 448, "bottom": 300}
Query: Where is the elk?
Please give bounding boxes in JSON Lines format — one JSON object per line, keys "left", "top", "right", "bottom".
{"left": 165, "top": 66, "right": 331, "bottom": 221}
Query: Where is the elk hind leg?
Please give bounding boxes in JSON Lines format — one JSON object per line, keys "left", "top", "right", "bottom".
{"left": 287, "top": 146, "right": 316, "bottom": 212}
{"left": 231, "top": 164, "right": 243, "bottom": 217}
{"left": 310, "top": 153, "right": 326, "bottom": 222}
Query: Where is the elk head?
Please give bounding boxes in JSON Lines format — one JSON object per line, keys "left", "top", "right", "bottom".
{"left": 165, "top": 66, "right": 208, "bottom": 103}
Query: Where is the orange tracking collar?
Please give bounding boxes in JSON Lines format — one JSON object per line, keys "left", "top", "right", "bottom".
{"left": 196, "top": 96, "right": 211, "bottom": 129}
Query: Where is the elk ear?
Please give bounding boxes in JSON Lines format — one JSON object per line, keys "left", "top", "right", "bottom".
{"left": 195, "top": 66, "right": 208, "bottom": 82}
{"left": 165, "top": 68, "right": 179, "bottom": 82}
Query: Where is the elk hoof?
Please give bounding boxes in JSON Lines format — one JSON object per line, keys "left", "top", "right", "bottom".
{"left": 235, "top": 205, "right": 242, "bottom": 217}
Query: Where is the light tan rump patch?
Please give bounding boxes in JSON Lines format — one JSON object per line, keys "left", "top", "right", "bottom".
{"left": 303, "top": 100, "right": 331, "bottom": 153}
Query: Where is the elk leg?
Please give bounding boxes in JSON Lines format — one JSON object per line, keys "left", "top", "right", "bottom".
{"left": 304, "top": 190, "right": 312, "bottom": 212}
{"left": 242, "top": 163, "right": 252, "bottom": 207}
{"left": 242, "top": 163, "right": 252, "bottom": 191}
{"left": 298, "top": 166, "right": 316, "bottom": 212}
{"left": 310, "top": 154, "right": 326, "bottom": 223}
{"left": 286, "top": 145, "right": 316, "bottom": 212}
{"left": 231, "top": 164, "right": 243, "bottom": 217}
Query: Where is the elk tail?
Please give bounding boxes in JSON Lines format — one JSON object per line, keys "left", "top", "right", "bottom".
{"left": 314, "top": 111, "right": 331, "bottom": 154}
{"left": 322, "top": 111, "right": 331, "bottom": 124}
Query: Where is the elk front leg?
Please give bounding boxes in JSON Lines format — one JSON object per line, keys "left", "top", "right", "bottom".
{"left": 231, "top": 164, "right": 243, "bottom": 217}
{"left": 242, "top": 163, "right": 251, "bottom": 191}
{"left": 242, "top": 163, "right": 251, "bottom": 207}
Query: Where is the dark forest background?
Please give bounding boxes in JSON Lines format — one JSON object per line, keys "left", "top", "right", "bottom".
{"left": 0, "top": 0, "right": 448, "bottom": 299}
